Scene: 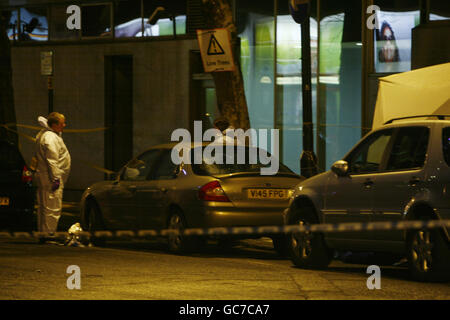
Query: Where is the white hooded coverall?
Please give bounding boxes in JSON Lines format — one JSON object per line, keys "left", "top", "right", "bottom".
{"left": 35, "top": 116, "right": 71, "bottom": 233}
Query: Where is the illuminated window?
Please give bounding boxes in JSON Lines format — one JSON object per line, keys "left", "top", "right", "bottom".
{"left": 19, "top": 7, "right": 48, "bottom": 41}
{"left": 430, "top": 0, "right": 450, "bottom": 20}
{"left": 3, "top": 10, "right": 19, "bottom": 41}
{"left": 275, "top": 15, "right": 318, "bottom": 173}
{"left": 49, "top": 5, "right": 80, "bottom": 40}
{"left": 114, "top": 0, "right": 143, "bottom": 38}
{"left": 142, "top": 0, "right": 186, "bottom": 37}
{"left": 81, "top": 3, "right": 112, "bottom": 38}
{"left": 319, "top": 0, "right": 362, "bottom": 170}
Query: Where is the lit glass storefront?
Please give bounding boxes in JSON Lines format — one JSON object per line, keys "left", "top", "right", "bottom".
{"left": 237, "top": 0, "right": 361, "bottom": 172}
{"left": 236, "top": 0, "right": 448, "bottom": 173}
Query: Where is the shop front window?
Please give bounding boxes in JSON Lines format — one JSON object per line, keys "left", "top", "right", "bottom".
{"left": 319, "top": 0, "right": 362, "bottom": 170}
{"left": 275, "top": 13, "right": 318, "bottom": 173}
{"left": 238, "top": 0, "right": 275, "bottom": 153}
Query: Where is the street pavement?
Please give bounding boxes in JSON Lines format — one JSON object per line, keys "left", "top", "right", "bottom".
{"left": 0, "top": 236, "right": 449, "bottom": 300}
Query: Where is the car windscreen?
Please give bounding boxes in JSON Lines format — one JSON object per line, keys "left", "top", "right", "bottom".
{"left": 190, "top": 146, "right": 294, "bottom": 176}
{"left": 0, "top": 141, "right": 24, "bottom": 172}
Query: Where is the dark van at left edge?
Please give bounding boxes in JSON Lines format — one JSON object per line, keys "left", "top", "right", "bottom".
{"left": 0, "top": 139, "right": 35, "bottom": 231}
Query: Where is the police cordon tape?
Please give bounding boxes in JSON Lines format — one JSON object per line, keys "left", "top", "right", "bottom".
{"left": 1, "top": 219, "right": 450, "bottom": 240}
{"left": 1, "top": 121, "right": 369, "bottom": 175}
{"left": 1, "top": 123, "right": 115, "bottom": 175}
{"left": 3, "top": 123, "right": 109, "bottom": 134}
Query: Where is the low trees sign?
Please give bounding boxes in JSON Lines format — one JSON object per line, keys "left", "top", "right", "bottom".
{"left": 197, "top": 28, "right": 235, "bottom": 72}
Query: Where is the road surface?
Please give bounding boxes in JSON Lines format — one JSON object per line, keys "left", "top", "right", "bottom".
{"left": 0, "top": 236, "right": 449, "bottom": 300}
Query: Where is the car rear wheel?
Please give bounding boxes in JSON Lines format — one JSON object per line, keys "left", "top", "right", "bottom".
{"left": 288, "top": 208, "right": 333, "bottom": 269}
{"left": 407, "top": 226, "right": 450, "bottom": 282}
{"left": 86, "top": 199, "right": 106, "bottom": 246}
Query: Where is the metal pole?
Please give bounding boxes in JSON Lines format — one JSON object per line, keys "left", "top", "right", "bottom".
{"left": 420, "top": 0, "right": 429, "bottom": 25}
{"left": 274, "top": 0, "right": 282, "bottom": 163}
{"left": 299, "top": 3, "right": 318, "bottom": 178}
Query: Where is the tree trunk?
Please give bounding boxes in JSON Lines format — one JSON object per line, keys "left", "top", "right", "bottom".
{"left": 201, "top": 0, "right": 250, "bottom": 130}
{"left": 0, "top": 11, "right": 18, "bottom": 144}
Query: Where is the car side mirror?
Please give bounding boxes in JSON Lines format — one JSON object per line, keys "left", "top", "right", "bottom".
{"left": 331, "top": 160, "right": 349, "bottom": 177}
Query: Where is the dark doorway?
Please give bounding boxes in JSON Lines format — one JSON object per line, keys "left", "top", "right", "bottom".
{"left": 189, "top": 50, "right": 219, "bottom": 134}
{"left": 104, "top": 55, "right": 133, "bottom": 174}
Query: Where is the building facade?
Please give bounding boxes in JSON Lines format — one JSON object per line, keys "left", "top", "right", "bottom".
{"left": 1, "top": 0, "right": 449, "bottom": 201}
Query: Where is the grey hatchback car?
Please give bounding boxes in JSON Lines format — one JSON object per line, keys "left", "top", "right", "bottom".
{"left": 284, "top": 117, "right": 450, "bottom": 281}
{"left": 80, "top": 143, "right": 303, "bottom": 253}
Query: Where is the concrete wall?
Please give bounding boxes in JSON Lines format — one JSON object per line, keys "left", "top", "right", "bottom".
{"left": 12, "top": 38, "right": 199, "bottom": 201}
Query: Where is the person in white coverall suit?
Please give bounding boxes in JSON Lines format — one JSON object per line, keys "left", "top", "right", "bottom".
{"left": 35, "top": 112, "right": 71, "bottom": 238}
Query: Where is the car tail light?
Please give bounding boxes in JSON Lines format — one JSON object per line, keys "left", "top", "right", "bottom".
{"left": 22, "top": 165, "right": 33, "bottom": 183}
{"left": 199, "top": 181, "right": 230, "bottom": 202}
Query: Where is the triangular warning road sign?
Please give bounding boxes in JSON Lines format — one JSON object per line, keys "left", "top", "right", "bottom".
{"left": 197, "top": 28, "right": 235, "bottom": 72}
{"left": 207, "top": 34, "right": 225, "bottom": 55}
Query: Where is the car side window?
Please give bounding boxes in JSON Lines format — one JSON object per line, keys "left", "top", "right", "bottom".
{"left": 442, "top": 127, "right": 450, "bottom": 167}
{"left": 386, "top": 127, "right": 429, "bottom": 171}
{"left": 122, "top": 150, "right": 160, "bottom": 181}
{"left": 151, "top": 150, "right": 179, "bottom": 180}
{"left": 346, "top": 129, "right": 393, "bottom": 174}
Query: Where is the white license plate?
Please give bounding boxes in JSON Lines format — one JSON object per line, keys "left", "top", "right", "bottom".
{"left": 0, "top": 197, "right": 10, "bottom": 206}
{"left": 247, "top": 189, "right": 290, "bottom": 200}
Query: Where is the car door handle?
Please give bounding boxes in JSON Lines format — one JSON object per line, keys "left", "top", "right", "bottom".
{"left": 408, "top": 177, "right": 421, "bottom": 187}
{"left": 128, "top": 185, "right": 137, "bottom": 192}
{"left": 363, "top": 179, "right": 374, "bottom": 189}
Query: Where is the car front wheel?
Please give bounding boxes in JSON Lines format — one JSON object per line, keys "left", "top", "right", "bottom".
{"left": 288, "top": 209, "right": 333, "bottom": 269}
{"left": 85, "top": 199, "right": 106, "bottom": 246}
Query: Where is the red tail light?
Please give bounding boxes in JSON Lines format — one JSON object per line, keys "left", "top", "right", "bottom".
{"left": 199, "top": 181, "right": 230, "bottom": 202}
{"left": 22, "top": 165, "right": 33, "bottom": 183}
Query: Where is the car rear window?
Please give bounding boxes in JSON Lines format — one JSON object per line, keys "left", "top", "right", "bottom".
{"left": 190, "top": 146, "right": 294, "bottom": 176}
{"left": 442, "top": 127, "right": 450, "bottom": 166}
{"left": 0, "top": 141, "right": 24, "bottom": 171}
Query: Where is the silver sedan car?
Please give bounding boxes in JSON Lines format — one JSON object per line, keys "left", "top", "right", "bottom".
{"left": 80, "top": 143, "right": 303, "bottom": 253}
